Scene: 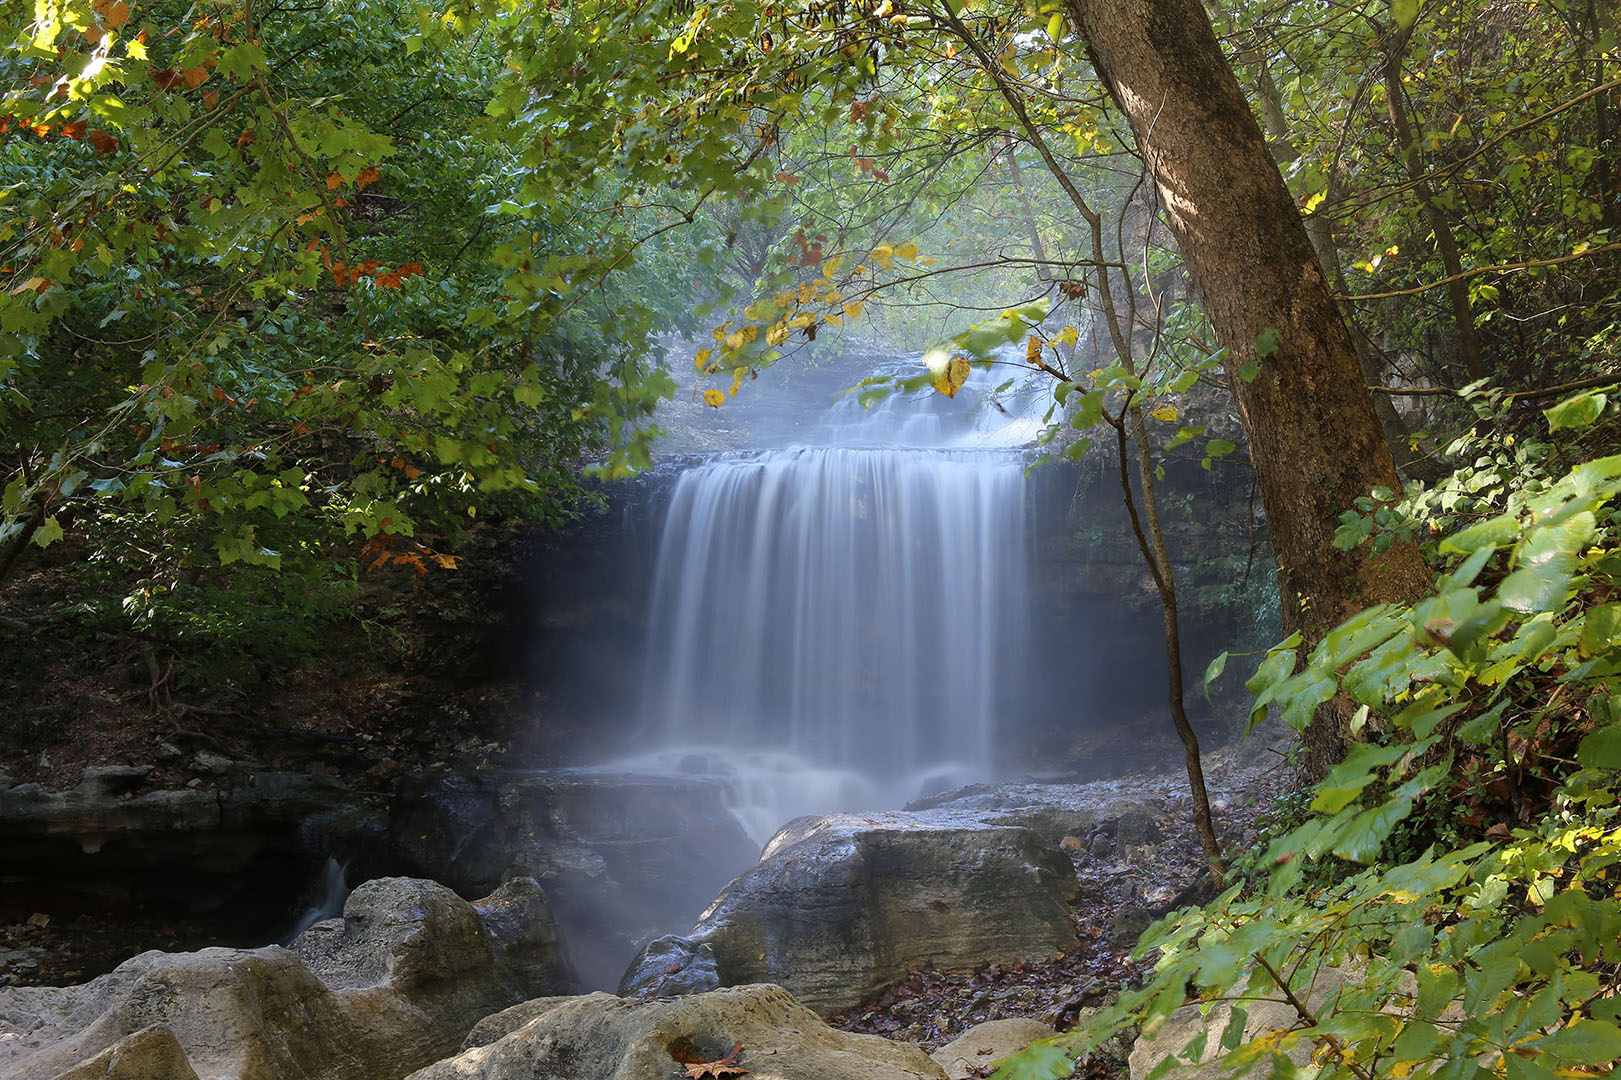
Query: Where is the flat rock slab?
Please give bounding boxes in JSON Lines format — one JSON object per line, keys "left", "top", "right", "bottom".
{"left": 625, "top": 813, "right": 1081, "bottom": 1015}
{"left": 0, "top": 877, "right": 570, "bottom": 1080}
{"left": 407, "top": 984, "right": 949, "bottom": 1080}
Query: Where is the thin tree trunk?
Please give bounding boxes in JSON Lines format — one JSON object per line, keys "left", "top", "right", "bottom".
{"left": 1117, "top": 406, "right": 1226, "bottom": 885}
{"left": 1380, "top": 32, "right": 1486, "bottom": 382}
{"left": 1065, "top": 0, "right": 1433, "bottom": 775}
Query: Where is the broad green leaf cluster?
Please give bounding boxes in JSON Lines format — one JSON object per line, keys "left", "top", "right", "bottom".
{"left": 997, "top": 392, "right": 1621, "bottom": 1078}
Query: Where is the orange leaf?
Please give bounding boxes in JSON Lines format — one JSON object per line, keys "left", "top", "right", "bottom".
{"left": 375, "top": 271, "right": 402, "bottom": 288}
{"left": 98, "top": 0, "right": 130, "bottom": 28}
{"left": 355, "top": 165, "right": 380, "bottom": 191}
{"left": 355, "top": 259, "right": 380, "bottom": 277}
{"left": 88, "top": 130, "right": 118, "bottom": 154}
{"left": 431, "top": 553, "right": 459, "bottom": 570}
{"left": 182, "top": 66, "right": 209, "bottom": 89}
{"left": 152, "top": 68, "right": 182, "bottom": 90}
{"left": 325, "top": 171, "right": 343, "bottom": 190}
{"left": 236, "top": 128, "right": 255, "bottom": 148}
{"left": 678, "top": 1042, "right": 748, "bottom": 1079}
{"left": 60, "top": 120, "right": 86, "bottom": 139}
{"left": 202, "top": 90, "right": 220, "bottom": 108}
{"left": 330, "top": 262, "right": 350, "bottom": 287}
{"left": 396, "top": 261, "right": 424, "bottom": 278}
{"left": 332, "top": 196, "right": 351, "bottom": 208}
{"left": 402, "top": 464, "right": 421, "bottom": 480}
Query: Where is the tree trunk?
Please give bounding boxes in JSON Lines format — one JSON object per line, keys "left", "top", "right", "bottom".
{"left": 1065, "top": 0, "right": 1433, "bottom": 774}
{"left": 1380, "top": 32, "right": 1486, "bottom": 382}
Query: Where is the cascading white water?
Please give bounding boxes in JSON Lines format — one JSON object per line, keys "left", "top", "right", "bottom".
{"left": 633, "top": 350, "right": 1042, "bottom": 839}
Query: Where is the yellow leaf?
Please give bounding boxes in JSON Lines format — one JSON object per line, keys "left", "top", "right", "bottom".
{"left": 694, "top": 347, "right": 712, "bottom": 370}
{"left": 702, "top": 388, "right": 726, "bottom": 407}
{"left": 1055, "top": 325, "right": 1080, "bottom": 347}
{"left": 843, "top": 300, "right": 865, "bottom": 319}
{"left": 822, "top": 256, "right": 845, "bottom": 279}
{"left": 928, "top": 353, "right": 970, "bottom": 398}
{"left": 729, "top": 367, "right": 746, "bottom": 397}
{"left": 1025, "top": 334, "right": 1042, "bottom": 364}
{"left": 1151, "top": 405, "right": 1179, "bottom": 422}
{"left": 872, "top": 244, "right": 894, "bottom": 269}
{"left": 894, "top": 242, "right": 918, "bottom": 260}
{"left": 766, "top": 324, "right": 789, "bottom": 345}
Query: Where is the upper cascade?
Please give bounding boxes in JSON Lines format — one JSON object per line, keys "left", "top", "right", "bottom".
{"left": 630, "top": 348, "right": 1043, "bottom": 833}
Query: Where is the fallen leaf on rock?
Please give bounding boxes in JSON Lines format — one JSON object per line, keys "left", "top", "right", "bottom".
{"left": 678, "top": 1040, "right": 748, "bottom": 1079}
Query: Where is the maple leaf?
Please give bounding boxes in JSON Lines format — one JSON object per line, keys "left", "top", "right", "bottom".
{"left": 88, "top": 130, "right": 118, "bottom": 155}
{"left": 678, "top": 1042, "right": 747, "bottom": 1079}
{"left": 326, "top": 171, "right": 343, "bottom": 190}
{"left": 60, "top": 120, "right": 86, "bottom": 140}
{"left": 396, "top": 261, "right": 425, "bottom": 278}
{"left": 182, "top": 66, "right": 209, "bottom": 89}
{"left": 355, "top": 165, "right": 381, "bottom": 191}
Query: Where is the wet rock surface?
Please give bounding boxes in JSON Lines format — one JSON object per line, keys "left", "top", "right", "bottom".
{"left": 618, "top": 933, "right": 721, "bottom": 998}
{"left": 0, "top": 876, "right": 570, "bottom": 1080}
{"left": 405, "top": 984, "right": 950, "bottom": 1080}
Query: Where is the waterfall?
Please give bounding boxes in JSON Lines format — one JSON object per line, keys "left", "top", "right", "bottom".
{"left": 632, "top": 352, "right": 1039, "bottom": 839}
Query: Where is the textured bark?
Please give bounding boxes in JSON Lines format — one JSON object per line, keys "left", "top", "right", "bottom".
{"left": 1065, "top": 0, "right": 1433, "bottom": 773}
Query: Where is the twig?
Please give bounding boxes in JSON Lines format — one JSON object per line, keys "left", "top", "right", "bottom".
{"left": 1338, "top": 241, "right": 1621, "bottom": 301}
{"left": 1252, "top": 952, "right": 1377, "bottom": 1080}
{"left": 1367, "top": 373, "right": 1620, "bottom": 399}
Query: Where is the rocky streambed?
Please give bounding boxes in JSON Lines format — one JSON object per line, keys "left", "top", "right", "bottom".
{"left": 0, "top": 737, "right": 1292, "bottom": 1079}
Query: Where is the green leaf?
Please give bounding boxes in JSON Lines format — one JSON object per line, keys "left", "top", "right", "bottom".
{"left": 1440, "top": 513, "right": 1518, "bottom": 554}
{"left": 1253, "top": 328, "right": 1281, "bottom": 358}
{"left": 1392, "top": 0, "right": 1420, "bottom": 31}
{"left": 1577, "top": 723, "right": 1621, "bottom": 768}
{"left": 1527, "top": 1020, "right": 1621, "bottom": 1065}
{"left": 1205, "top": 651, "right": 1229, "bottom": 686}
{"left": 990, "top": 1040, "right": 1075, "bottom": 1080}
{"left": 32, "top": 515, "right": 63, "bottom": 548}
{"left": 1580, "top": 603, "right": 1621, "bottom": 657}
{"left": 1205, "top": 438, "right": 1237, "bottom": 458}
{"left": 1498, "top": 555, "right": 1576, "bottom": 613}
{"left": 1544, "top": 392, "right": 1608, "bottom": 431}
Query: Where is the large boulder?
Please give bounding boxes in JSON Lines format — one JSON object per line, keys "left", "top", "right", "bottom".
{"left": 623, "top": 813, "right": 1080, "bottom": 1014}
{"left": 931, "top": 1018, "right": 1057, "bottom": 1080}
{"left": 383, "top": 770, "right": 757, "bottom": 989}
{"left": 0, "top": 876, "right": 571, "bottom": 1080}
{"left": 405, "top": 984, "right": 949, "bottom": 1080}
